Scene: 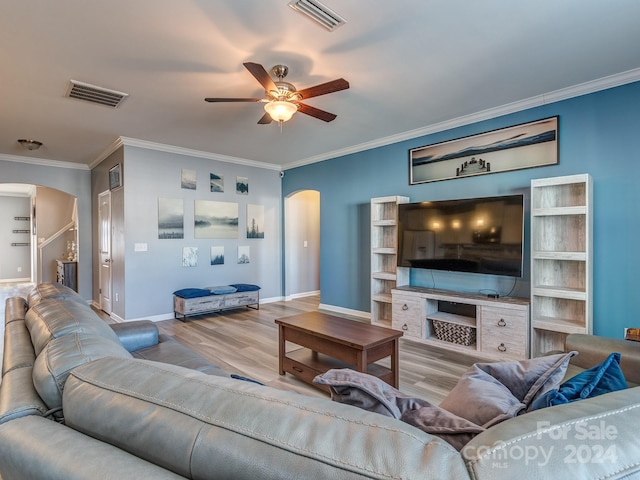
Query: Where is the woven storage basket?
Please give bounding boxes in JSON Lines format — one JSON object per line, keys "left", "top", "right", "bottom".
{"left": 432, "top": 319, "right": 476, "bottom": 346}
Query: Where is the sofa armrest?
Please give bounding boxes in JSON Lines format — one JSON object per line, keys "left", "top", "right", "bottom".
{"left": 109, "top": 320, "right": 159, "bottom": 352}
{"left": 463, "top": 386, "right": 640, "bottom": 479}
{"left": 566, "top": 334, "right": 640, "bottom": 385}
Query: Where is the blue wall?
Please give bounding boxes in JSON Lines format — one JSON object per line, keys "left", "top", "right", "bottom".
{"left": 283, "top": 80, "right": 640, "bottom": 339}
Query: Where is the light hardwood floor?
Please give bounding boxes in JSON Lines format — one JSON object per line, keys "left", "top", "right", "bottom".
{"left": 0, "top": 283, "right": 484, "bottom": 404}
{"left": 102, "top": 295, "right": 485, "bottom": 405}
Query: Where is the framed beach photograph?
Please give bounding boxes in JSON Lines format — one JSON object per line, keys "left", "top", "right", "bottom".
{"left": 409, "top": 116, "right": 559, "bottom": 184}
{"left": 109, "top": 163, "right": 122, "bottom": 190}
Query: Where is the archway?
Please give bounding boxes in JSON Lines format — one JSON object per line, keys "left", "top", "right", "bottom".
{"left": 0, "top": 183, "right": 78, "bottom": 286}
{"left": 284, "top": 190, "right": 320, "bottom": 299}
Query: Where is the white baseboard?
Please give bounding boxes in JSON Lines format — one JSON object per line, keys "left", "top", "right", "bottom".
{"left": 108, "top": 297, "right": 279, "bottom": 323}
{"left": 109, "top": 312, "right": 127, "bottom": 323}
{"left": 0, "top": 277, "right": 31, "bottom": 284}
{"left": 96, "top": 297, "right": 365, "bottom": 323}
{"left": 260, "top": 296, "right": 285, "bottom": 304}
{"left": 318, "top": 303, "right": 371, "bottom": 321}
{"left": 284, "top": 290, "right": 320, "bottom": 301}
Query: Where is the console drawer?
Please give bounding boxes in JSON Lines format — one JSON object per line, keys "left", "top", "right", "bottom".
{"left": 481, "top": 306, "right": 527, "bottom": 360}
{"left": 392, "top": 295, "right": 424, "bottom": 338}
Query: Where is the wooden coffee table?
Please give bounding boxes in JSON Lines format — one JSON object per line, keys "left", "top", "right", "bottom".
{"left": 275, "top": 312, "right": 403, "bottom": 391}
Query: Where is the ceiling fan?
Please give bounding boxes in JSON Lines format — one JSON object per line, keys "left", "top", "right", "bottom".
{"left": 204, "top": 62, "right": 349, "bottom": 124}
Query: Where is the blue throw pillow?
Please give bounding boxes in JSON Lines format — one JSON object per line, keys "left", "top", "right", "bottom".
{"left": 206, "top": 285, "right": 237, "bottom": 295}
{"left": 229, "top": 283, "right": 261, "bottom": 292}
{"left": 172, "top": 288, "right": 212, "bottom": 299}
{"left": 531, "top": 352, "right": 628, "bottom": 410}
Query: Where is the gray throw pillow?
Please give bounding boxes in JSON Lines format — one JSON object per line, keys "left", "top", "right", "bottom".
{"left": 314, "top": 368, "right": 484, "bottom": 451}
{"left": 439, "top": 352, "right": 576, "bottom": 428}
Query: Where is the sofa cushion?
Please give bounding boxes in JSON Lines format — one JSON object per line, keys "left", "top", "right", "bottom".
{"left": 439, "top": 352, "right": 575, "bottom": 428}
{"left": 32, "top": 332, "right": 131, "bottom": 416}
{"left": 25, "top": 298, "right": 121, "bottom": 356}
{"left": 63, "top": 357, "right": 471, "bottom": 480}
{"left": 0, "top": 416, "right": 187, "bottom": 480}
{"left": 131, "top": 334, "right": 228, "bottom": 376}
{"left": 27, "top": 282, "right": 86, "bottom": 308}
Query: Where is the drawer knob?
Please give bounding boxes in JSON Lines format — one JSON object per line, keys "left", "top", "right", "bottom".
{"left": 402, "top": 304, "right": 408, "bottom": 311}
{"left": 497, "top": 318, "right": 507, "bottom": 327}
{"left": 498, "top": 343, "right": 507, "bottom": 352}
{"left": 402, "top": 323, "right": 408, "bottom": 331}
{"left": 292, "top": 366, "right": 304, "bottom": 373}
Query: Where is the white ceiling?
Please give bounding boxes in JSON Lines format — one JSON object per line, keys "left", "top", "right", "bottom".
{"left": 2, "top": 0, "right": 640, "bottom": 170}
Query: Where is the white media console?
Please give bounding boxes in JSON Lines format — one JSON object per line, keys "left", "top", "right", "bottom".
{"left": 391, "top": 285, "right": 530, "bottom": 361}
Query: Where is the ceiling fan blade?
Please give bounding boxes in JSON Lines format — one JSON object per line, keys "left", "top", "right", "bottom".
{"left": 204, "top": 97, "right": 263, "bottom": 102}
{"left": 296, "top": 78, "right": 349, "bottom": 100}
{"left": 243, "top": 62, "right": 278, "bottom": 92}
{"left": 296, "top": 102, "right": 337, "bottom": 122}
{"left": 257, "top": 112, "right": 273, "bottom": 124}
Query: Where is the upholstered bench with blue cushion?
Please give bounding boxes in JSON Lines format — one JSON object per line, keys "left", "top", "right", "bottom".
{"left": 173, "top": 284, "right": 260, "bottom": 321}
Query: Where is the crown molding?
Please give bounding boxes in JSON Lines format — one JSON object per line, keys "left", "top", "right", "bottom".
{"left": 88, "top": 137, "right": 125, "bottom": 169}
{"left": 282, "top": 67, "right": 640, "bottom": 170}
{"left": 7, "top": 68, "right": 638, "bottom": 174}
{"left": 0, "top": 153, "right": 89, "bottom": 170}
{"left": 91, "top": 137, "right": 281, "bottom": 171}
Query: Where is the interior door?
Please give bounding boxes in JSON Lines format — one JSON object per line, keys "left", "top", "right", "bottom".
{"left": 98, "top": 191, "right": 112, "bottom": 314}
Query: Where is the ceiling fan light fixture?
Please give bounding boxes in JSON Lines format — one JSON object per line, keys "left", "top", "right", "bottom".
{"left": 18, "top": 139, "right": 43, "bottom": 150}
{"left": 264, "top": 100, "right": 298, "bottom": 123}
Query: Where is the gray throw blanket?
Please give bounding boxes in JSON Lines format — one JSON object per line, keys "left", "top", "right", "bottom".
{"left": 314, "top": 352, "right": 575, "bottom": 450}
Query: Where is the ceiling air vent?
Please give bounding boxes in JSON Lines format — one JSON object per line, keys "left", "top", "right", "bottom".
{"left": 288, "top": 0, "right": 346, "bottom": 31}
{"left": 66, "top": 80, "right": 128, "bottom": 108}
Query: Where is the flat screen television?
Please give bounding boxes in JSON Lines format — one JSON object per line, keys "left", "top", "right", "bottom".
{"left": 397, "top": 194, "right": 524, "bottom": 277}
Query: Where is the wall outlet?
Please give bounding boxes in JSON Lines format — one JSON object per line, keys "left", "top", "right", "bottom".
{"left": 115, "top": 292, "right": 119, "bottom": 302}
{"left": 17, "top": 267, "right": 22, "bottom": 272}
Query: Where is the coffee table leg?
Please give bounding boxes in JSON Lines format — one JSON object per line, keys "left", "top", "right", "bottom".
{"left": 356, "top": 350, "right": 367, "bottom": 374}
{"left": 278, "top": 324, "right": 285, "bottom": 375}
{"left": 391, "top": 339, "right": 399, "bottom": 388}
